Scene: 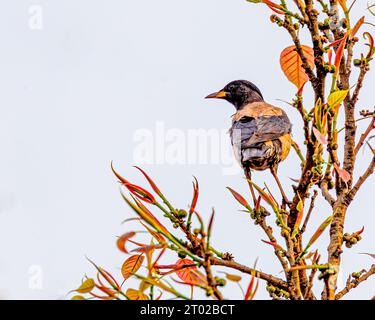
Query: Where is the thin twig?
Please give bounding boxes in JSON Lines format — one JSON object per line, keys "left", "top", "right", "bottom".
{"left": 210, "top": 257, "right": 289, "bottom": 291}
{"left": 320, "top": 180, "right": 336, "bottom": 206}
{"left": 354, "top": 117, "right": 375, "bottom": 155}
{"left": 335, "top": 265, "right": 375, "bottom": 299}
{"left": 301, "top": 190, "right": 318, "bottom": 233}
{"left": 345, "top": 156, "right": 375, "bottom": 204}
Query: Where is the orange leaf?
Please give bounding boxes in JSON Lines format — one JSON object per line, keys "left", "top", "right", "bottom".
{"left": 364, "top": 32, "right": 374, "bottom": 59}
{"left": 126, "top": 288, "right": 149, "bottom": 300}
{"left": 313, "top": 127, "right": 328, "bottom": 145}
{"left": 224, "top": 273, "right": 242, "bottom": 282}
{"left": 280, "top": 45, "right": 315, "bottom": 89}
{"left": 307, "top": 215, "right": 334, "bottom": 248}
{"left": 337, "top": 0, "right": 347, "bottom": 11}
{"left": 131, "top": 244, "right": 164, "bottom": 254}
{"left": 121, "top": 255, "right": 144, "bottom": 281}
{"left": 128, "top": 195, "right": 171, "bottom": 236}
{"left": 333, "top": 163, "right": 350, "bottom": 183}
{"left": 350, "top": 16, "right": 365, "bottom": 39}
{"left": 117, "top": 231, "right": 137, "bottom": 253}
{"left": 175, "top": 259, "right": 207, "bottom": 286}
{"left": 140, "top": 221, "right": 166, "bottom": 243}
{"left": 334, "top": 34, "right": 348, "bottom": 75}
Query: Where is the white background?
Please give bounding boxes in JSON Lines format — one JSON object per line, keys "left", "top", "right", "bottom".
{"left": 0, "top": 0, "right": 374, "bottom": 299}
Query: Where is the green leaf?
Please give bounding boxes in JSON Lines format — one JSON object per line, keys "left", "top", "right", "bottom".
{"left": 327, "top": 89, "right": 349, "bottom": 110}
{"left": 292, "top": 195, "right": 304, "bottom": 239}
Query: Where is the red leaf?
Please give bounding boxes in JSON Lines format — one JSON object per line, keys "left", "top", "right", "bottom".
{"left": 262, "top": 0, "right": 284, "bottom": 14}
{"left": 255, "top": 196, "right": 261, "bottom": 211}
{"left": 261, "top": 240, "right": 284, "bottom": 252}
{"left": 96, "top": 283, "right": 117, "bottom": 297}
{"left": 296, "top": 82, "right": 306, "bottom": 95}
{"left": 244, "top": 273, "right": 259, "bottom": 300}
{"left": 334, "top": 33, "right": 348, "bottom": 74}
{"left": 266, "top": 4, "right": 284, "bottom": 14}
{"left": 227, "top": 187, "right": 251, "bottom": 208}
{"left": 328, "top": 49, "right": 333, "bottom": 65}
{"left": 125, "top": 183, "right": 156, "bottom": 204}
{"left": 175, "top": 259, "right": 207, "bottom": 286}
{"left": 354, "top": 226, "right": 365, "bottom": 236}
{"left": 99, "top": 268, "right": 121, "bottom": 291}
{"left": 111, "top": 163, "right": 156, "bottom": 204}
{"left": 150, "top": 247, "right": 167, "bottom": 272}
{"left": 189, "top": 177, "right": 199, "bottom": 214}
{"left": 134, "top": 166, "right": 162, "bottom": 197}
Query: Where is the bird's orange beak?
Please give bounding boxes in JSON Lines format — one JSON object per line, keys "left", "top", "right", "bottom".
{"left": 205, "top": 91, "right": 228, "bottom": 99}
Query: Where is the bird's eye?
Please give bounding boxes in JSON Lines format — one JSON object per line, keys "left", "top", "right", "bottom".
{"left": 228, "top": 85, "right": 235, "bottom": 91}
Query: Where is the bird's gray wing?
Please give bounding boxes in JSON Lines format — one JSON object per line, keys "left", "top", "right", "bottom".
{"left": 230, "top": 113, "right": 291, "bottom": 148}
{"left": 245, "top": 112, "right": 292, "bottom": 146}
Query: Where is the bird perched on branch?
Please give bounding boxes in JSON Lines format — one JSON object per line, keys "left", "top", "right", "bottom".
{"left": 205, "top": 80, "right": 292, "bottom": 205}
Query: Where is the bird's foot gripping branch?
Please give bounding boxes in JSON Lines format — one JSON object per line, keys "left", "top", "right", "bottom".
{"left": 72, "top": 0, "right": 375, "bottom": 300}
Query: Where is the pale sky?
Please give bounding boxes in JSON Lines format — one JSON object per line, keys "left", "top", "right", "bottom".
{"left": 0, "top": 0, "right": 373, "bottom": 299}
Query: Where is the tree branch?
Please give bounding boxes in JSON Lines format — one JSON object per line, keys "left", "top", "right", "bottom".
{"left": 210, "top": 257, "right": 289, "bottom": 291}
{"left": 335, "top": 265, "right": 375, "bottom": 299}
{"left": 345, "top": 156, "right": 375, "bottom": 204}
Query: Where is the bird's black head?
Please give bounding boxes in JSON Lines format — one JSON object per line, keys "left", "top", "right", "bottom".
{"left": 205, "top": 80, "right": 264, "bottom": 109}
